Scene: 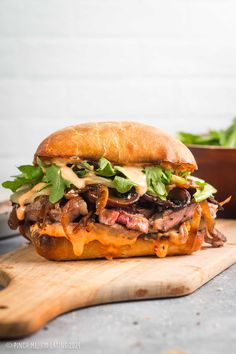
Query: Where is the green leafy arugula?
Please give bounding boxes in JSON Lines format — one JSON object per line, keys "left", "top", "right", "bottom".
{"left": 96, "top": 157, "right": 116, "bottom": 177}
{"left": 177, "top": 118, "right": 236, "bottom": 147}
{"left": 112, "top": 176, "right": 135, "bottom": 193}
{"left": 2, "top": 163, "right": 71, "bottom": 203}
{"left": 43, "top": 165, "right": 70, "bottom": 203}
{"left": 4, "top": 157, "right": 216, "bottom": 205}
{"left": 96, "top": 158, "right": 137, "bottom": 193}
{"left": 193, "top": 181, "right": 217, "bottom": 202}
{"left": 75, "top": 161, "right": 93, "bottom": 177}
{"left": 144, "top": 166, "right": 172, "bottom": 200}
{"left": 2, "top": 165, "right": 43, "bottom": 192}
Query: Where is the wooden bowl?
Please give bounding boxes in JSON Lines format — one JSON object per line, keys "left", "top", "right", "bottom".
{"left": 188, "top": 145, "right": 236, "bottom": 219}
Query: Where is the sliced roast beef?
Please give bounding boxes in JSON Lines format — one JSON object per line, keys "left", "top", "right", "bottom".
{"left": 112, "top": 203, "right": 156, "bottom": 218}
{"left": 117, "top": 211, "right": 149, "bottom": 234}
{"left": 133, "top": 206, "right": 157, "bottom": 219}
{"left": 204, "top": 227, "right": 227, "bottom": 247}
{"left": 62, "top": 196, "right": 88, "bottom": 222}
{"left": 99, "top": 209, "right": 120, "bottom": 225}
{"left": 150, "top": 203, "right": 197, "bottom": 232}
{"left": 99, "top": 208, "right": 149, "bottom": 233}
{"left": 24, "top": 195, "right": 62, "bottom": 224}
{"left": 24, "top": 195, "right": 88, "bottom": 225}
{"left": 47, "top": 203, "right": 62, "bottom": 222}
{"left": 8, "top": 205, "right": 20, "bottom": 229}
{"left": 25, "top": 195, "right": 49, "bottom": 223}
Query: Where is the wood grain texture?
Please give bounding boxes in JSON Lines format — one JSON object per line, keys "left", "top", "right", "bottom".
{"left": 0, "top": 219, "right": 235, "bottom": 339}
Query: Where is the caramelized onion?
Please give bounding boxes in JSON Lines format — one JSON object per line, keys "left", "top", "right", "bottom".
{"left": 186, "top": 204, "right": 201, "bottom": 253}
{"left": 219, "top": 196, "right": 231, "bottom": 207}
{"left": 200, "top": 200, "right": 227, "bottom": 247}
{"left": 61, "top": 196, "right": 88, "bottom": 240}
{"left": 200, "top": 200, "right": 215, "bottom": 233}
{"left": 73, "top": 210, "right": 94, "bottom": 232}
{"left": 95, "top": 185, "right": 109, "bottom": 215}
{"left": 64, "top": 189, "right": 80, "bottom": 199}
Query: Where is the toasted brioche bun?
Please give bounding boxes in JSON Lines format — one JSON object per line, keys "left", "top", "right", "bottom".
{"left": 35, "top": 122, "right": 197, "bottom": 171}
{"left": 22, "top": 223, "right": 204, "bottom": 261}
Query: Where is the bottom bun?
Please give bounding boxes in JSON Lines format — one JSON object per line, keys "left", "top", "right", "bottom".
{"left": 23, "top": 222, "right": 205, "bottom": 261}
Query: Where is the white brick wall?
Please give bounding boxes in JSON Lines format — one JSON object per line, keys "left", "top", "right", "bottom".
{"left": 1, "top": 0, "right": 236, "bottom": 188}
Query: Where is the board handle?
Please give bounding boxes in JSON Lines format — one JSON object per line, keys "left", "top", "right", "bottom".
{"left": 0, "top": 268, "right": 91, "bottom": 338}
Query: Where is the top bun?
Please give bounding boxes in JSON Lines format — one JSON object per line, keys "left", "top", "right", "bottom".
{"left": 35, "top": 122, "right": 197, "bottom": 171}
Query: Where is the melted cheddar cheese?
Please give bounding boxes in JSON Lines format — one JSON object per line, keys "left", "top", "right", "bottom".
{"left": 116, "top": 166, "right": 147, "bottom": 195}
{"left": 30, "top": 219, "right": 192, "bottom": 259}
{"left": 31, "top": 223, "right": 139, "bottom": 257}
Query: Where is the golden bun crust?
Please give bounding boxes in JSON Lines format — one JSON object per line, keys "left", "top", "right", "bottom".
{"left": 24, "top": 223, "right": 204, "bottom": 261}
{"left": 35, "top": 122, "right": 197, "bottom": 171}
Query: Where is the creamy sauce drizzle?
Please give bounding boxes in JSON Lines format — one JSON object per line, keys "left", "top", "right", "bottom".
{"left": 16, "top": 182, "right": 47, "bottom": 220}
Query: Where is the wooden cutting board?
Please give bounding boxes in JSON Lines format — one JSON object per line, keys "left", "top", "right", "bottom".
{"left": 0, "top": 219, "right": 236, "bottom": 338}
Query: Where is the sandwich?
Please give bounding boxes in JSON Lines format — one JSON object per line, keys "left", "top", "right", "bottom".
{"left": 3, "top": 122, "right": 228, "bottom": 260}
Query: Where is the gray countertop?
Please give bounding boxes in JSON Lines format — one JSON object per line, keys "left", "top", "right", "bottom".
{"left": 0, "top": 235, "right": 236, "bottom": 354}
